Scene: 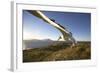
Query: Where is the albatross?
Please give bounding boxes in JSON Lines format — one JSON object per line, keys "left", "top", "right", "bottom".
{"left": 27, "top": 10, "right": 77, "bottom": 46}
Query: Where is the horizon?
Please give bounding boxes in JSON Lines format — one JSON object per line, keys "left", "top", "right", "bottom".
{"left": 23, "top": 38, "right": 91, "bottom": 42}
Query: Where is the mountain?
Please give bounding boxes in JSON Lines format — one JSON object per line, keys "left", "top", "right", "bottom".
{"left": 23, "top": 39, "right": 54, "bottom": 50}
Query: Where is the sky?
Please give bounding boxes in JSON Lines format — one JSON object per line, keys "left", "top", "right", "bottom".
{"left": 23, "top": 10, "right": 91, "bottom": 41}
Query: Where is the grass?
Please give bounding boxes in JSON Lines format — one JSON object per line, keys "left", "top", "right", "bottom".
{"left": 23, "top": 41, "right": 91, "bottom": 62}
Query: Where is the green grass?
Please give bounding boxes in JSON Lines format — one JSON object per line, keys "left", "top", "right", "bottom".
{"left": 23, "top": 41, "right": 91, "bottom": 62}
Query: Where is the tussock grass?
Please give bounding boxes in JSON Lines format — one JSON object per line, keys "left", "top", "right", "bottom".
{"left": 23, "top": 41, "right": 91, "bottom": 62}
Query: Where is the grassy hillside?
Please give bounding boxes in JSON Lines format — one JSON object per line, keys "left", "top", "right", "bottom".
{"left": 23, "top": 41, "right": 91, "bottom": 62}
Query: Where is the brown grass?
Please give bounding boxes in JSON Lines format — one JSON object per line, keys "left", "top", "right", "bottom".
{"left": 23, "top": 41, "right": 91, "bottom": 62}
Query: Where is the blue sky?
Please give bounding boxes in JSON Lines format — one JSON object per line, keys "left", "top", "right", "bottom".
{"left": 23, "top": 10, "right": 91, "bottom": 41}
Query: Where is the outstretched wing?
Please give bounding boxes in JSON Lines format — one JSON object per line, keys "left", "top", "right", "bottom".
{"left": 27, "top": 10, "right": 50, "bottom": 23}
{"left": 27, "top": 10, "right": 76, "bottom": 45}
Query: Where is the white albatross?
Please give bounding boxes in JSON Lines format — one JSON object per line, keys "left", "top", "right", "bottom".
{"left": 27, "top": 10, "right": 77, "bottom": 46}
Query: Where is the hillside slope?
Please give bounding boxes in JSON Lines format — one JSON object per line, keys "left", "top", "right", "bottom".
{"left": 23, "top": 41, "right": 91, "bottom": 62}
